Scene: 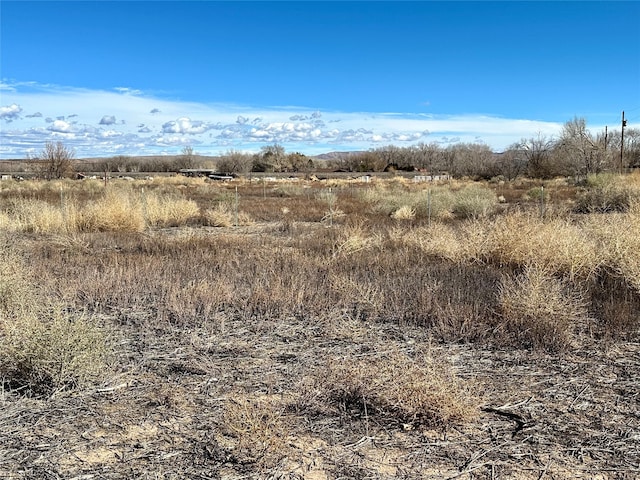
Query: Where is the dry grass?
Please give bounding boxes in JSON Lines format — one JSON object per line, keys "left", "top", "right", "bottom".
{"left": 221, "top": 395, "right": 291, "bottom": 467}
{"left": 390, "top": 204, "right": 416, "bottom": 220}
{"left": 80, "top": 189, "right": 146, "bottom": 232}
{"left": 486, "top": 211, "right": 601, "bottom": 280}
{"left": 143, "top": 191, "right": 200, "bottom": 227}
{"left": 333, "top": 223, "right": 383, "bottom": 257}
{"left": 0, "top": 309, "right": 111, "bottom": 396}
{"left": 582, "top": 211, "right": 640, "bottom": 294}
{"left": 2, "top": 174, "right": 640, "bottom": 477}
{"left": 498, "top": 265, "right": 589, "bottom": 351}
{"left": 299, "top": 348, "right": 478, "bottom": 429}
{"left": 0, "top": 239, "right": 32, "bottom": 318}
{"left": 0, "top": 241, "right": 111, "bottom": 396}
{"left": 575, "top": 172, "right": 640, "bottom": 213}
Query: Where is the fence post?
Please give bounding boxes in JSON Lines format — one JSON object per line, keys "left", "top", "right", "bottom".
{"left": 427, "top": 188, "right": 432, "bottom": 227}
{"left": 235, "top": 186, "right": 239, "bottom": 227}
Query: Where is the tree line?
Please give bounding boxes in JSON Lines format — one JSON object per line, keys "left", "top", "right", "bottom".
{"left": 22, "top": 117, "right": 640, "bottom": 180}
{"left": 329, "top": 117, "right": 639, "bottom": 180}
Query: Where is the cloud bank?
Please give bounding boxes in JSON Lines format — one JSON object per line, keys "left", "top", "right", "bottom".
{"left": 0, "top": 81, "right": 570, "bottom": 159}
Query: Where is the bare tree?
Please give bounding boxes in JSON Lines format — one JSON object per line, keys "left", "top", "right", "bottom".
{"left": 414, "top": 142, "right": 440, "bottom": 172}
{"left": 33, "top": 141, "right": 75, "bottom": 179}
{"left": 285, "top": 152, "right": 313, "bottom": 172}
{"left": 175, "top": 146, "right": 197, "bottom": 170}
{"left": 516, "top": 133, "right": 556, "bottom": 178}
{"left": 216, "top": 149, "right": 254, "bottom": 174}
{"left": 257, "top": 144, "right": 286, "bottom": 172}
{"left": 556, "top": 117, "right": 605, "bottom": 176}
{"left": 496, "top": 148, "right": 528, "bottom": 181}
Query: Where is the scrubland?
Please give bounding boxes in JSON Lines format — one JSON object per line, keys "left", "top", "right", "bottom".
{"left": 1, "top": 172, "right": 639, "bottom": 479}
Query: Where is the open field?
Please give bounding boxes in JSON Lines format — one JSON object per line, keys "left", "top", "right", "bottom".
{"left": 1, "top": 173, "right": 640, "bottom": 479}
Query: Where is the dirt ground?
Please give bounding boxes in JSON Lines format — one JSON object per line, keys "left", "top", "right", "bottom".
{"left": 2, "top": 305, "right": 638, "bottom": 479}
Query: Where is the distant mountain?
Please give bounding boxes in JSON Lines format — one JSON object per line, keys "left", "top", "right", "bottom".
{"left": 312, "top": 151, "right": 365, "bottom": 160}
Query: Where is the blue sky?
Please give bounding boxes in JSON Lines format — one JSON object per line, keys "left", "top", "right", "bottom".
{"left": 1, "top": 1, "right": 639, "bottom": 159}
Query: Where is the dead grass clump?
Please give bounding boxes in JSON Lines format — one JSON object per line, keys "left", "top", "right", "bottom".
{"left": 0, "top": 245, "right": 110, "bottom": 396}
{"left": 574, "top": 173, "right": 640, "bottom": 213}
{"left": 8, "top": 199, "right": 69, "bottom": 234}
{"left": 498, "top": 265, "right": 589, "bottom": 351}
{"left": 487, "top": 211, "right": 600, "bottom": 280}
{"left": 0, "top": 209, "right": 10, "bottom": 229}
{"left": 360, "top": 185, "right": 455, "bottom": 221}
{"left": 404, "top": 220, "right": 489, "bottom": 264}
{"left": 451, "top": 184, "right": 497, "bottom": 219}
{"left": 80, "top": 189, "right": 145, "bottom": 232}
{"left": 203, "top": 204, "right": 234, "bottom": 227}
{"left": 297, "top": 349, "right": 477, "bottom": 429}
{"left": 0, "top": 240, "right": 32, "bottom": 318}
{"left": 408, "top": 223, "right": 463, "bottom": 262}
{"left": 143, "top": 192, "right": 200, "bottom": 227}
{"left": 221, "top": 395, "right": 290, "bottom": 467}
{"left": 391, "top": 204, "right": 416, "bottom": 220}
{"left": 0, "top": 309, "right": 110, "bottom": 396}
{"left": 584, "top": 212, "right": 640, "bottom": 294}
{"left": 333, "top": 224, "right": 383, "bottom": 257}
{"left": 203, "top": 204, "right": 252, "bottom": 227}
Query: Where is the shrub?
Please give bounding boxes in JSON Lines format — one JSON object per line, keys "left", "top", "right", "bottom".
{"left": 333, "top": 224, "right": 382, "bottom": 257}
{"left": 143, "top": 192, "right": 200, "bottom": 227}
{"left": 221, "top": 395, "right": 290, "bottom": 467}
{"left": 9, "top": 199, "right": 70, "bottom": 234}
{"left": 391, "top": 205, "right": 416, "bottom": 220}
{"left": 451, "top": 184, "right": 497, "bottom": 219}
{"left": 498, "top": 265, "right": 588, "bottom": 351}
{"left": 80, "top": 189, "right": 145, "bottom": 232}
{"left": 296, "top": 349, "right": 477, "bottom": 429}
{"left": 0, "top": 241, "right": 32, "bottom": 318}
{"left": 0, "top": 309, "right": 110, "bottom": 396}
{"left": 584, "top": 212, "right": 640, "bottom": 294}
{"left": 487, "top": 211, "right": 600, "bottom": 280}
{"left": 0, "top": 244, "right": 110, "bottom": 396}
{"left": 574, "top": 173, "right": 640, "bottom": 213}
{"left": 203, "top": 204, "right": 233, "bottom": 227}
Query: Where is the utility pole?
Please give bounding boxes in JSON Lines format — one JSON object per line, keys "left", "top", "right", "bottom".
{"left": 621, "top": 111, "right": 627, "bottom": 173}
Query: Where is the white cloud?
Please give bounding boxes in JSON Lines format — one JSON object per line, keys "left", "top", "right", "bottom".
{"left": 114, "top": 87, "right": 143, "bottom": 95}
{"left": 161, "top": 117, "right": 212, "bottom": 134}
{"left": 154, "top": 135, "right": 201, "bottom": 146}
{"left": 0, "top": 80, "right": 579, "bottom": 158}
{"left": 47, "top": 119, "right": 73, "bottom": 133}
{"left": 0, "top": 103, "right": 22, "bottom": 122}
{"left": 99, "top": 115, "right": 117, "bottom": 125}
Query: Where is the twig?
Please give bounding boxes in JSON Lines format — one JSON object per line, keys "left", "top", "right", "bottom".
{"left": 95, "top": 383, "right": 130, "bottom": 394}
{"left": 537, "top": 457, "right": 553, "bottom": 480}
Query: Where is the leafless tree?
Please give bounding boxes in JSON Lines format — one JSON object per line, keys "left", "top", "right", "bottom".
{"left": 515, "top": 133, "right": 556, "bottom": 178}
{"left": 175, "top": 146, "right": 197, "bottom": 170}
{"left": 216, "top": 149, "right": 254, "bottom": 174}
{"left": 257, "top": 144, "right": 286, "bottom": 172}
{"left": 556, "top": 117, "right": 605, "bottom": 176}
{"left": 414, "top": 142, "right": 440, "bottom": 172}
{"left": 33, "top": 141, "right": 75, "bottom": 179}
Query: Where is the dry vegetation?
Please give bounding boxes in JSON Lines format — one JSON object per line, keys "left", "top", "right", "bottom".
{"left": 1, "top": 173, "right": 639, "bottom": 479}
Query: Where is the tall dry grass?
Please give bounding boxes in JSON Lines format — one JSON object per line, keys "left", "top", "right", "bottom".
{"left": 0, "top": 186, "right": 201, "bottom": 233}
{"left": 359, "top": 182, "right": 496, "bottom": 221}
{"left": 498, "top": 265, "right": 589, "bottom": 351}
{"left": 294, "top": 347, "right": 478, "bottom": 428}
{"left": 0, "top": 239, "right": 111, "bottom": 396}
